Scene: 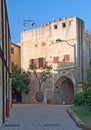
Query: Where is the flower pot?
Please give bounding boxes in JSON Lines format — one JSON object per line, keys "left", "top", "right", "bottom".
{"left": 35, "top": 91, "right": 44, "bottom": 102}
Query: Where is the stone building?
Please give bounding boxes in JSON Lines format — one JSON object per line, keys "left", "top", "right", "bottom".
{"left": 21, "top": 16, "right": 91, "bottom": 104}
{"left": 11, "top": 43, "right": 21, "bottom": 68}
{"left": 0, "top": 0, "right": 11, "bottom": 126}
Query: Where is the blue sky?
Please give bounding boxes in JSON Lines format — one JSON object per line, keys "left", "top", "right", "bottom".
{"left": 6, "top": 0, "right": 91, "bottom": 43}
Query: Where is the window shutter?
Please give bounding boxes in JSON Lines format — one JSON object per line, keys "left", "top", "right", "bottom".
{"left": 43, "top": 58, "right": 46, "bottom": 65}
{"left": 29, "top": 59, "right": 31, "bottom": 65}
{"left": 39, "top": 58, "right": 43, "bottom": 68}
{"left": 53, "top": 56, "right": 59, "bottom": 63}
{"left": 63, "top": 54, "right": 70, "bottom": 62}
{"left": 35, "top": 59, "right": 39, "bottom": 68}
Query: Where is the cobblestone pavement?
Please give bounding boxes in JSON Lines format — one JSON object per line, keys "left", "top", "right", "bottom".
{"left": 0, "top": 104, "right": 82, "bottom": 130}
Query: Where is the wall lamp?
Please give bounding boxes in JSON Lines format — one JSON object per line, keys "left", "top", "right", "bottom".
{"left": 56, "top": 38, "right": 77, "bottom": 84}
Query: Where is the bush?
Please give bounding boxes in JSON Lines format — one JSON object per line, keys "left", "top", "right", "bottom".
{"left": 83, "top": 87, "right": 91, "bottom": 106}
{"left": 74, "top": 67, "right": 91, "bottom": 106}
{"left": 73, "top": 92, "right": 84, "bottom": 105}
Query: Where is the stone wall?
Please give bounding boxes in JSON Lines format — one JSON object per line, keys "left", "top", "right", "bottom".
{"left": 20, "top": 16, "right": 91, "bottom": 104}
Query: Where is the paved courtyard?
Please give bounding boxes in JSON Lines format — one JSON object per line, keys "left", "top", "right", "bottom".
{"left": 0, "top": 104, "right": 82, "bottom": 130}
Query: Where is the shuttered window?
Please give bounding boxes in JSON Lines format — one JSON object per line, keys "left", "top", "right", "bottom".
{"left": 53, "top": 56, "right": 59, "bottom": 63}
{"left": 63, "top": 54, "right": 70, "bottom": 62}
{"left": 39, "top": 58, "right": 44, "bottom": 68}
{"left": 29, "top": 58, "right": 46, "bottom": 68}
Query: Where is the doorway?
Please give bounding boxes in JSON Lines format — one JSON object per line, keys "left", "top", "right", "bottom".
{"left": 54, "top": 76, "right": 74, "bottom": 104}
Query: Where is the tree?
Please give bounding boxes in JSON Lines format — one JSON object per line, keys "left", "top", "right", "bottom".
{"left": 29, "top": 62, "right": 52, "bottom": 102}
{"left": 11, "top": 62, "right": 30, "bottom": 102}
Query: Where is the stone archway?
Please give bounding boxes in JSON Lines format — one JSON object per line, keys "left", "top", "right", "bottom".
{"left": 54, "top": 76, "right": 74, "bottom": 104}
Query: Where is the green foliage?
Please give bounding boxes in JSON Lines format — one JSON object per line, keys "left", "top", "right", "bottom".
{"left": 78, "top": 81, "right": 87, "bottom": 90}
{"left": 72, "top": 105, "right": 91, "bottom": 116}
{"left": 72, "top": 105, "right": 91, "bottom": 125}
{"left": 83, "top": 87, "right": 91, "bottom": 106}
{"left": 29, "top": 64, "right": 37, "bottom": 70}
{"left": 74, "top": 88, "right": 91, "bottom": 106}
{"left": 11, "top": 62, "right": 30, "bottom": 96}
{"left": 29, "top": 62, "right": 52, "bottom": 91}
{"left": 74, "top": 67, "right": 91, "bottom": 106}
{"left": 73, "top": 92, "right": 84, "bottom": 105}
{"left": 87, "top": 68, "right": 91, "bottom": 84}
{"left": 78, "top": 67, "right": 91, "bottom": 90}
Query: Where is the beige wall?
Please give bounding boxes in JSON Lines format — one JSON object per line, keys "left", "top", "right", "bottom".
{"left": 21, "top": 16, "right": 77, "bottom": 72}
{"left": 11, "top": 43, "right": 21, "bottom": 68}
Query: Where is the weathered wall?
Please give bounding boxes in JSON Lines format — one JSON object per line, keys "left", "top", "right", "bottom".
{"left": 20, "top": 16, "right": 91, "bottom": 104}
{"left": 0, "top": 0, "right": 11, "bottom": 125}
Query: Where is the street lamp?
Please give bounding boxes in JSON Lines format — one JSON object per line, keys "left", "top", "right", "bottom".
{"left": 56, "top": 38, "right": 76, "bottom": 84}
{"left": 23, "top": 20, "right": 35, "bottom": 31}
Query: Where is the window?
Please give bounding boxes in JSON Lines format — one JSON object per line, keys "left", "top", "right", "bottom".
{"left": 63, "top": 54, "right": 70, "bottom": 62}
{"left": 30, "top": 59, "right": 34, "bottom": 65}
{"left": 39, "top": 58, "right": 44, "bottom": 68}
{"left": 39, "top": 58, "right": 46, "bottom": 68}
{"left": 62, "top": 22, "right": 66, "bottom": 28}
{"left": 29, "top": 58, "right": 46, "bottom": 68}
{"left": 11, "top": 47, "right": 14, "bottom": 54}
{"left": 29, "top": 59, "right": 38, "bottom": 68}
{"left": 53, "top": 56, "right": 59, "bottom": 63}
{"left": 54, "top": 24, "right": 57, "bottom": 29}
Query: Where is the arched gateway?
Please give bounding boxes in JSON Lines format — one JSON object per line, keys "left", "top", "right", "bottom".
{"left": 54, "top": 76, "right": 74, "bottom": 104}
